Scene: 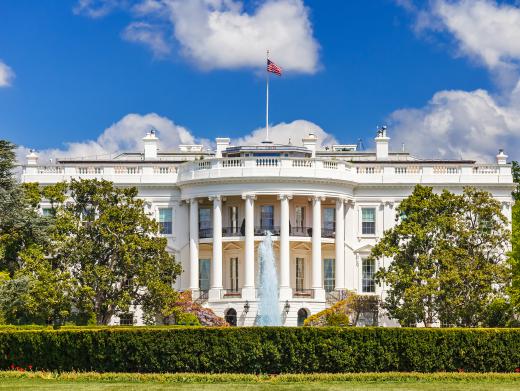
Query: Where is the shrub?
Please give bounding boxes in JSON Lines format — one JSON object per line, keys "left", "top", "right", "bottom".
{"left": 1, "top": 327, "right": 520, "bottom": 373}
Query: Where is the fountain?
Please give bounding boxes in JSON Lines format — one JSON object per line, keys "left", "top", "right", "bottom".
{"left": 257, "top": 231, "right": 282, "bottom": 326}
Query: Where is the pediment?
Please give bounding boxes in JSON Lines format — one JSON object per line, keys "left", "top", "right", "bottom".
{"left": 223, "top": 242, "right": 242, "bottom": 251}
{"left": 292, "top": 242, "right": 311, "bottom": 251}
{"left": 354, "top": 244, "right": 374, "bottom": 253}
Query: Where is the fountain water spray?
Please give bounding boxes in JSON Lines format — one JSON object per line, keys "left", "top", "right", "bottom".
{"left": 257, "top": 231, "right": 281, "bottom": 326}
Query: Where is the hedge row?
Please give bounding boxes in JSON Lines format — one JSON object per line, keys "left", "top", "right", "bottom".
{"left": 1, "top": 327, "right": 519, "bottom": 373}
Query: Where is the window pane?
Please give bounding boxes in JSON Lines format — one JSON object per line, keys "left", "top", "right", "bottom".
{"left": 42, "top": 208, "right": 53, "bottom": 217}
{"left": 199, "top": 259, "right": 210, "bottom": 291}
{"left": 158, "top": 208, "right": 172, "bottom": 234}
{"left": 295, "top": 206, "right": 305, "bottom": 228}
{"left": 324, "top": 258, "right": 335, "bottom": 292}
{"left": 323, "top": 208, "right": 335, "bottom": 231}
{"left": 260, "top": 205, "right": 274, "bottom": 229}
{"left": 362, "top": 258, "right": 376, "bottom": 293}
{"left": 362, "top": 208, "right": 376, "bottom": 235}
{"left": 199, "top": 208, "right": 211, "bottom": 229}
{"left": 230, "top": 206, "right": 239, "bottom": 231}
{"left": 230, "top": 257, "right": 239, "bottom": 292}
{"left": 296, "top": 258, "right": 304, "bottom": 291}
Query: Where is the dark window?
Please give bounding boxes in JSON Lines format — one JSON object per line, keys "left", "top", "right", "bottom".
{"left": 260, "top": 205, "right": 274, "bottom": 230}
{"left": 119, "top": 313, "right": 134, "bottom": 326}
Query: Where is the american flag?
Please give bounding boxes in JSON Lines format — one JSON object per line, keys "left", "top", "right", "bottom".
{"left": 267, "top": 59, "right": 282, "bottom": 76}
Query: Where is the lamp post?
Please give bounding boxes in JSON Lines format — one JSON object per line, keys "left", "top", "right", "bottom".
{"left": 244, "top": 300, "right": 250, "bottom": 314}
{"left": 284, "top": 300, "right": 290, "bottom": 315}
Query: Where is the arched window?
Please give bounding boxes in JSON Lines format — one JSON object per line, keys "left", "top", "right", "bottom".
{"left": 297, "top": 308, "right": 309, "bottom": 327}
{"left": 225, "top": 308, "right": 237, "bottom": 326}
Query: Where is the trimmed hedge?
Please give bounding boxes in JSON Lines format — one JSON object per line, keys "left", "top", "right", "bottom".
{"left": 1, "top": 327, "right": 519, "bottom": 373}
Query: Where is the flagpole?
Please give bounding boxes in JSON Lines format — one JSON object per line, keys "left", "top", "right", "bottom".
{"left": 265, "top": 49, "right": 270, "bottom": 143}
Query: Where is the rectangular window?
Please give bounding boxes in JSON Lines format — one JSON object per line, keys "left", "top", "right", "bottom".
{"left": 119, "top": 313, "right": 134, "bottom": 326}
{"left": 295, "top": 206, "right": 305, "bottom": 228}
{"left": 323, "top": 207, "right": 335, "bottom": 230}
{"left": 199, "top": 207, "right": 212, "bottom": 237}
{"left": 324, "top": 258, "right": 336, "bottom": 292}
{"left": 362, "top": 258, "right": 376, "bottom": 293}
{"left": 296, "top": 258, "right": 305, "bottom": 292}
{"left": 260, "top": 205, "right": 274, "bottom": 230}
{"left": 199, "top": 259, "right": 210, "bottom": 291}
{"left": 158, "top": 208, "right": 173, "bottom": 235}
{"left": 42, "top": 208, "right": 53, "bottom": 217}
{"left": 229, "top": 206, "right": 239, "bottom": 234}
{"left": 362, "top": 208, "right": 376, "bottom": 235}
{"left": 230, "top": 257, "right": 239, "bottom": 292}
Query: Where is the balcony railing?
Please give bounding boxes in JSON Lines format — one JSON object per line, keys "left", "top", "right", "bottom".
{"left": 293, "top": 289, "right": 314, "bottom": 299}
{"left": 290, "top": 226, "right": 312, "bottom": 237}
{"left": 222, "top": 227, "right": 243, "bottom": 237}
{"left": 321, "top": 227, "right": 335, "bottom": 238}
{"left": 222, "top": 289, "right": 241, "bottom": 298}
{"left": 199, "top": 228, "right": 213, "bottom": 239}
{"left": 254, "top": 226, "right": 280, "bottom": 236}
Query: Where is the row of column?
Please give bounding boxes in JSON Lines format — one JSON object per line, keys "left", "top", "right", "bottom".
{"left": 189, "top": 194, "right": 348, "bottom": 298}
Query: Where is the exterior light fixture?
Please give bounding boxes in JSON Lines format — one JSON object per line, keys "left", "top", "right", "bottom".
{"left": 284, "top": 300, "right": 290, "bottom": 314}
{"left": 244, "top": 300, "right": 250, "bottom": 314}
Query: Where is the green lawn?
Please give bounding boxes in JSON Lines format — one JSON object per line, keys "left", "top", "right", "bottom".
{"left": 1, "top": 379, "right": 520, "bottom": 391}
{"left": 0, "top": 372, "right": 519, "bottom": 391}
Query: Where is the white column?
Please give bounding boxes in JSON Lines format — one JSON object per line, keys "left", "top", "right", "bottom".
{"left": 344, "top": 200, "right": 356, "bottom": 291}
{"left": 312, "top": 195, "right": 325, "bottom": 300}
{"left": 189, "top": 199, "right": 199, "bottom": 292}
{"left": 279, "top": 194, "right": 292, "bottom": 299}
{"left": 335, "top": 199, "right": 345, "bottom": 290}
{"left": 242, "top": 194, "right": 256, "bottom": 299}
{"left": 210, "top": 196, "right": 223, "bottom": 292}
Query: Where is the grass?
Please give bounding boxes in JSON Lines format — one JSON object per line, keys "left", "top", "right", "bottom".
{"left": 0, "top": 372, "right": 519, "bottom": 390}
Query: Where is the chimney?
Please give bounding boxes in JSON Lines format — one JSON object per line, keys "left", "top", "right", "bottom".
{"left": 302, "top": 132, "right": 318, "bottom": 158}
{"left": 496, "top": 149, "right": 508, "bottom": 165}
{"left": 143, "top": 129, "right": 158, "bottom": 160}
{"left": 26, "top": 149, "right": 39, "bottom": 166}
{"left": 375, "top": 126, "right": 390, "bottom": 160}
{"left": 215, "top": 137, "right": 230, "bottom": 158}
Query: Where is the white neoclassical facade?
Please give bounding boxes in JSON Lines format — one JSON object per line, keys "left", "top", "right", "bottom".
{"left": 21, "top": 129, "right": 515, "bottom": 326}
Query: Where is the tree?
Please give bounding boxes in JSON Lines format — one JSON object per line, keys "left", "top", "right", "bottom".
{"left": 370, "top": 185, "right": 510, "bottom": 327}
{"left": 509, "top": 165, "right": 520, "bottom": 315}
{"left": 511, "top": 161, "right": 520, "bottom": 201}
{"left": 0, "top": 140, "right": 50, "bottom": 276}
{"left": 49, "top": 179, "right": 182, "bottom": 324}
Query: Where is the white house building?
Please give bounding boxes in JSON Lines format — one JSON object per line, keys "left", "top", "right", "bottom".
{"left": 21, "top": 128, "right": 515, "bottom": 326}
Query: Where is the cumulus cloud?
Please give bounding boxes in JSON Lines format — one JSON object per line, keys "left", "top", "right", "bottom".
{"left": 232, "top": 119, "right": 337, "bottom": 147}
{"left": 390, "top": 89, "right": 520, "bottom": 162}
{"left": 122, "top": 22, "right": 171, "bottom": 57}
{"left": 73, "top": 0, "right": 125, "bottom": 18}
{"left": 76, "top": 0, "right": 320, "bottom": 73}
{"left": 390, "top": 0, "right": 520, "bottom": 162}
{"left": 0, "top": 60, "right": 14, "bottom": 87}
{"left": 26, "top": 113, "right": 197, "bottom": 163}
{"left": 19, "top": 114, "right": 335, "bottom": 164}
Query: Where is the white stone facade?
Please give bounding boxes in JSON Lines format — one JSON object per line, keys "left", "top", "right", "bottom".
{"left": 21, "top": 130, "right": 515, "bottom": 326}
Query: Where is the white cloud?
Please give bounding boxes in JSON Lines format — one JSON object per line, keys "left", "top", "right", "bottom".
{"left": 433, "top": 0, "right": 520, "bottom": 71}
{"left": 122, "top": 22, "right": 171, "bottom": 57}
{"left": 75, "top": 0, "right": 320, "bottom": 73}
{"left": 19, "top": 114, "right": 336, "bottom": 164}
{"left": 73, "top": 0, "right": 125, "bottom": 18}
{"left": 161, "top": 0, "right": 319, "bottom": 73}
{"left": 390, "top": 89, "right": 520, "bottom": 162}
{"left": 389, "top": 0, "right": 520, "bottom": 162}
{"left": 232, "top": 119, "right": 337, "bottom": 147}
{"left": 0, "top": 60, "right": 14, "bottom": 87}
{"left": 26, "top": 113, "right": 197, "bottom": 163}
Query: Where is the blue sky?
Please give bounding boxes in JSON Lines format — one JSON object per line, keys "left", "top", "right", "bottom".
{"left": 0, "top": 0, "right": 519, "bottom": 162}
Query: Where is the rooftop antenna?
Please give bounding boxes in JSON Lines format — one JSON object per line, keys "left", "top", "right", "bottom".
{"left": 402, "top": 143, "right": 405, "bottom": 152}
{"left": 356, "top": 138, "right": 365, "bottom": 151}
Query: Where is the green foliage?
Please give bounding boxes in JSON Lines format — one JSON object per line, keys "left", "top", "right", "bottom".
{"left": 511, "top": 161, "right": 520, "bottom": 201}
{"left": 33, "top": 179, "right": 182, "bottom": 325}
{"left": 0, "top": 141, "right": 51, "bottom": 276}
{"left": 175, "top": 312, "right": 201, "bottom": 326}
{"left": 0, "top": 327, "right": 520, "bottom": 373}
{"left": 371, "top": 185, "right": 511, "bottom": 327}
{"left": 1, "top": 371, "right": 520, "bottom": 384}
